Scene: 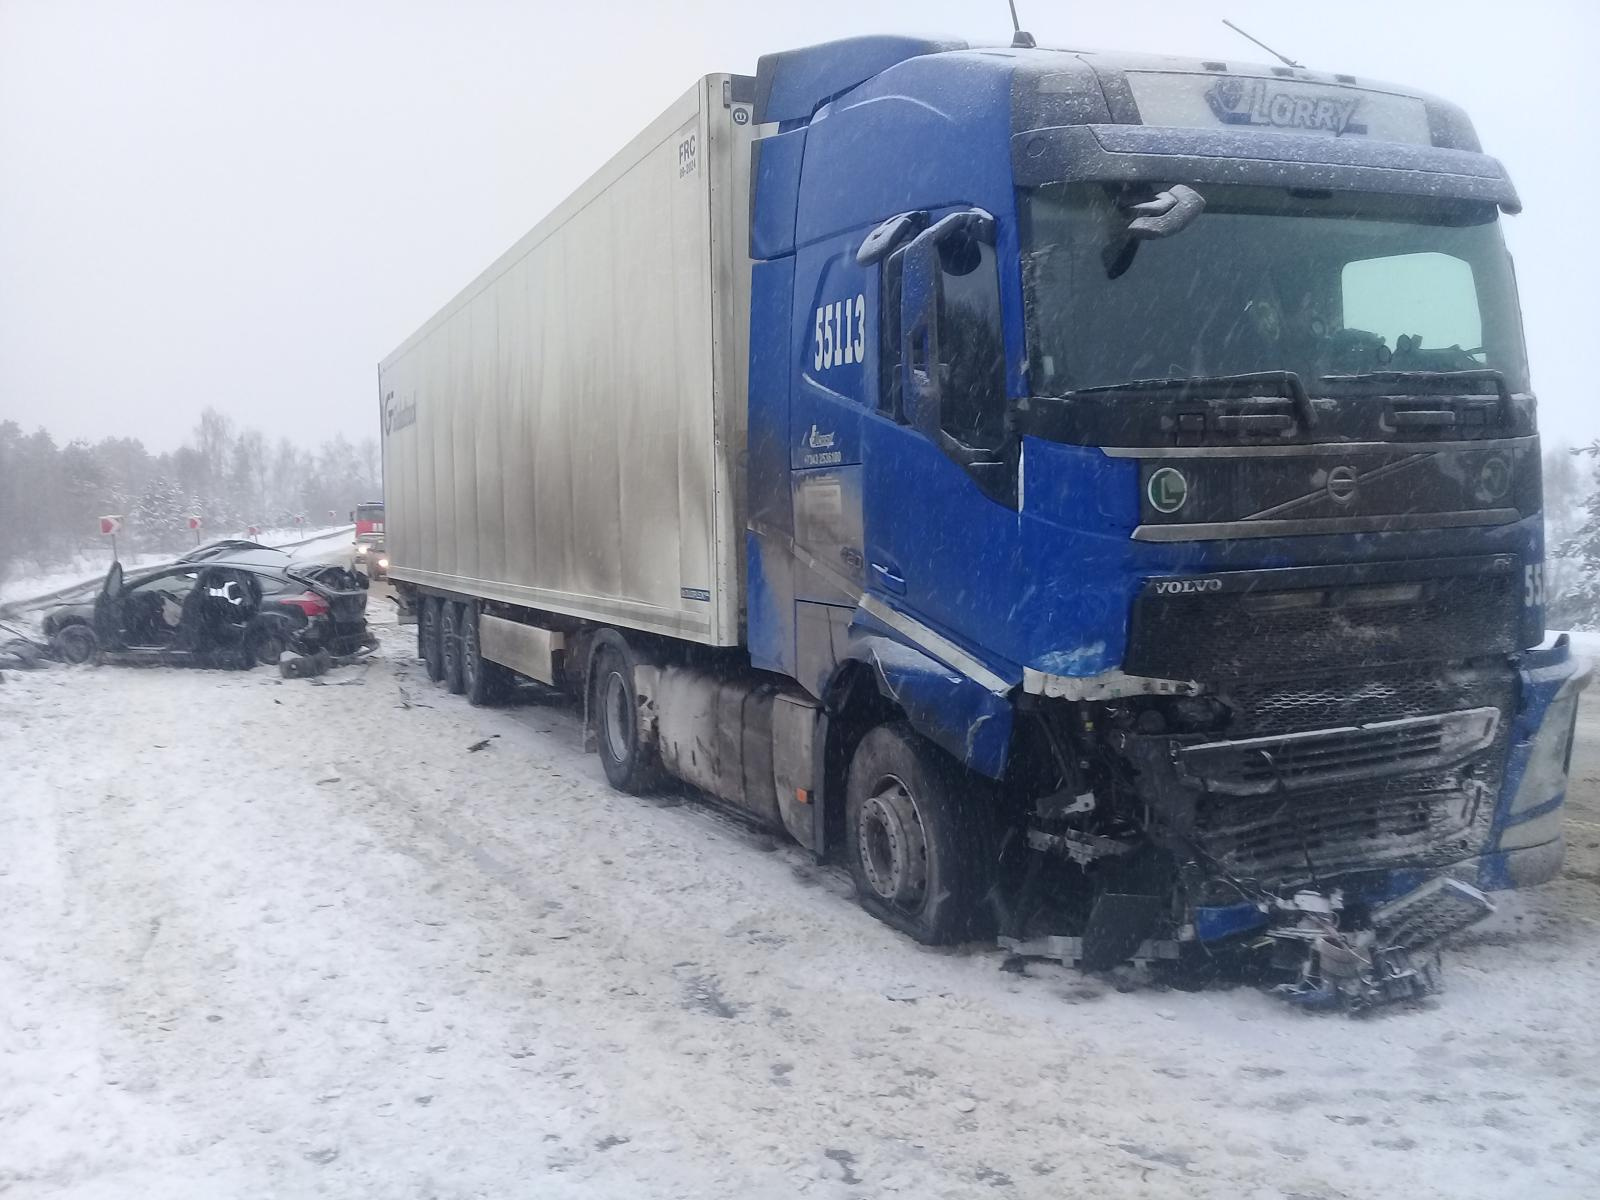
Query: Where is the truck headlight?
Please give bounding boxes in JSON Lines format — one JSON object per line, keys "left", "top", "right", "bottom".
{"left": 1508, "top": 686, "right": 1582, "bottom": 817}
{"left": 378, "top": 558, "right": 389, "bottom": 569}
{"left": 355, "top": 544, "right": 367, "bottom": 555}
{"left": 1500, "top": 655, "right": 1589, "bottom": 851}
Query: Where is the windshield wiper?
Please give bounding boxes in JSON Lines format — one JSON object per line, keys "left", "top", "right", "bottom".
{"left": 1319, "top": 369, "right": 1513, "bottom": 426}
{"left": 1070, "top": 370, "right": 1316, "bottom": 431}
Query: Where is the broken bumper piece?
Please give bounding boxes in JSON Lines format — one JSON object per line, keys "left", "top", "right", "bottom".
{"left": 1264, "top": 877, "right": 1494, "bottom": 1011}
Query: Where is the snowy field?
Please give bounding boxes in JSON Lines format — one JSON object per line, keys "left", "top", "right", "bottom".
{"left": 3, "top": 601, "right": 1599, "bottom": 1199}
{"left": 0, "top": 526, "right": 354, "bottom": 607}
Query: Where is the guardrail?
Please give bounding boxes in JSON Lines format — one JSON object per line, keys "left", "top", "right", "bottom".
{"left": 0, "top": 526, "right": 358, "bottom": 618}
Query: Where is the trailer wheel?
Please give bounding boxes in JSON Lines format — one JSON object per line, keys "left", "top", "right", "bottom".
{"left": 461, "top": 605, "right": 509, "bottom": 707}
{"left": 419, "top": 596, "right": 445, "bottom": 683}
{"left": 440, "top": 601, "right": 467, "bottom": 694}
{"left": 592, "top": 641, "right": 661, "bottom": 793}
{"left": 844, "top": 722, "right": 995, "bottom": 945}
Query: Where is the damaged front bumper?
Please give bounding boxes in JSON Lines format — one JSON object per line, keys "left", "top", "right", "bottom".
{"left": 1204, "top": 638, "right": 1586, "bottom": 1005}
{"left": 1014, "top": 638, "right": 1590, "bottom": 1008}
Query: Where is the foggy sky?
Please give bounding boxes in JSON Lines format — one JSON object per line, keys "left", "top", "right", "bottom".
{"left": 2, "top": 0, "right": 1595, "bottom": 451}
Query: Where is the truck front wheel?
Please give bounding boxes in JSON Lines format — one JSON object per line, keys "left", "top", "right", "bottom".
{"left": 592, "top": 641, "right": 661, "bottom": 794}
{"left": 845, "top": 722, "right": 995, "bottom": 945}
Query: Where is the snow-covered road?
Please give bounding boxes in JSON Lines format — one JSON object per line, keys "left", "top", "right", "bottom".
{"left": 3, "top": 611, "right": 1599, "bottom": 1199}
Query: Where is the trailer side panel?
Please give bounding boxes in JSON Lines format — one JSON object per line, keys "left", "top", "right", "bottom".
{"left": 381, "top": 76, "right": 753, "bottom": 646}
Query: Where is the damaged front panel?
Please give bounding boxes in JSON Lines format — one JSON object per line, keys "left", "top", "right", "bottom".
{"left": 1012, "top": 546, "right": 1583, "bottom": 1005}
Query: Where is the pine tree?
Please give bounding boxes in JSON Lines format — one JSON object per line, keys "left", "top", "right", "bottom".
{"left": 1551, "top": 444, "right": 1600, "bottom": 629}
{"left": 133, "top": 476, "right": 189, "bottom": 553}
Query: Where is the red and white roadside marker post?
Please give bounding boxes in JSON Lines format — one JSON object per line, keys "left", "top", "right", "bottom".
{"left": 99, "top": 514, "right": 124, "bottom": 562}
{"left": 188, "top": 514, "right": 203, "bottom": 546}
{"left": 246, "top": 525, "right": 261, "bottom": 538}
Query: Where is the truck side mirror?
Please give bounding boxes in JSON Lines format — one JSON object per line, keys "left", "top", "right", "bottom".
{"left": 898, "top": 208, "right": 997, "bottom": 438}
{"left": 857, "top": 210, "right": 929, "bottom": 267}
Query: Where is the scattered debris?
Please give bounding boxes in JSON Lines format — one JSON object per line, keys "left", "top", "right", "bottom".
{"left": 280, "top": 650, "right": 332, "bottom": 679}
{"left": 467, "top": 736, "right": 500, "bottom": 752}
{"left": 822, "top": 1149, "right": 861, "bottom": 1185}
{"left": 1003, "top": 875, "right": 1493, "bottom": 1014}
{"left": 680, "top": 973, "right": 740, "bottom": 1019}
{"left": 0, "top": 634, "right": 49, "bottom": 672}
{"left": 1268, "top": 879, "right": 1493, "bottom": 1011}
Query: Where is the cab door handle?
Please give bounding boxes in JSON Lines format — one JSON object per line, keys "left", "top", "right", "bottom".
{"left": 870, "top": 561, "right": 906, "bottom": 594}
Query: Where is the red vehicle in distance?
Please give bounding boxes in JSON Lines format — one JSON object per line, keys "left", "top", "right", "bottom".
{"left": 351, "top": 501, "right": 387, "bottom": 579}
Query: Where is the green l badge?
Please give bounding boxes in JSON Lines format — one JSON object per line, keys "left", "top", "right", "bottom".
{"left": 1148, "top": 467, "right": 1189, "bottom": 514}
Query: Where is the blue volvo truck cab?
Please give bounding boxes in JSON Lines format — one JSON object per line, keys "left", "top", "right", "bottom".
{"left": 741, "top": 37, "right": 1586, "bottom": 998}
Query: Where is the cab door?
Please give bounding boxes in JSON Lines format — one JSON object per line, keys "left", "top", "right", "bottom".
{"left": 858, "top": 210, "right": 1019, "bottom": 651}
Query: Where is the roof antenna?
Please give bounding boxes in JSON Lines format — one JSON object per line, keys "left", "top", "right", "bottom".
{"left": 1221, "top": 18, "right": 1303, "bottom": 69}
{"left": 1007, "top": 0, "right": 1036, "bottom": 49}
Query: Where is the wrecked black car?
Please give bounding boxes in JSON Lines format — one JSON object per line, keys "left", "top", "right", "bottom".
{"left": 42, "top": 554, "right": 372, "bottom": 669}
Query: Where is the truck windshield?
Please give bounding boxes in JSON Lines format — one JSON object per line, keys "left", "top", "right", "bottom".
{"left": 356, "top": 505, "right": 383, "bottom": 523}
{"left": 1021, "top": 183, "right": 1530, "bottom": 398}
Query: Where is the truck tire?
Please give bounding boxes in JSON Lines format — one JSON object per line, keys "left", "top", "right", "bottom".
{"left": 440, "top": 600, "right": 466, "bottom": 694}
{"left": 460, "top": 604, "right": 509, "bottom": 707}
{"left": 592, "top": 640, "right": 662, "bottom": 793}
{"left": 420, "top": 596, "right": 445, "bottom": 683}
{"left": 844, "top": 722, "right": 995, "bottom": 945}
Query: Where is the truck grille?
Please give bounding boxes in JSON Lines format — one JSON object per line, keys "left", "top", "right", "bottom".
{"left": 1182, "top": 666, "right": 1514, "bottom": 884}
{"left": 1217, "top": 667, "right": 1515, "bottom": 738}
{"left": 1189, "top": 719, "right": 1509, "bottom": 883}
{"left": 1196, "top": 776, "right": 1482, "bottom": 882}
{"left": 1125, "top": 568, "right": 1519, "bottom": 682}
{"left": 1176, "top": 708, "right": 1500, "bottom": 797}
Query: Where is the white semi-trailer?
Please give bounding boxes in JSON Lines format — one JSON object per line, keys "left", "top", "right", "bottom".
{"left": 382, "top": 76, "right": 751, "bottom": 649}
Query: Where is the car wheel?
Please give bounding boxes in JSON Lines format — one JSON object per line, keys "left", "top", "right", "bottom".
{"left": 460, "top": 605, "right": 508, "bottom": 707}
{"left": 52, "top": 623, "right": 99, "bottom": 665}
{"left": 420, "top": 596, "right": 445, "bottom": 683}
{"left": 440, "top": 601, "right": 466, "bottom": 694}
{"left": 244, "top": 622, "right": 288, "bottom": 668}
{"left": 592, "top": 640, "right": 661, "bottom": 793}
{"left": 844, "top": 722, "right": 996, "bottom": 945}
